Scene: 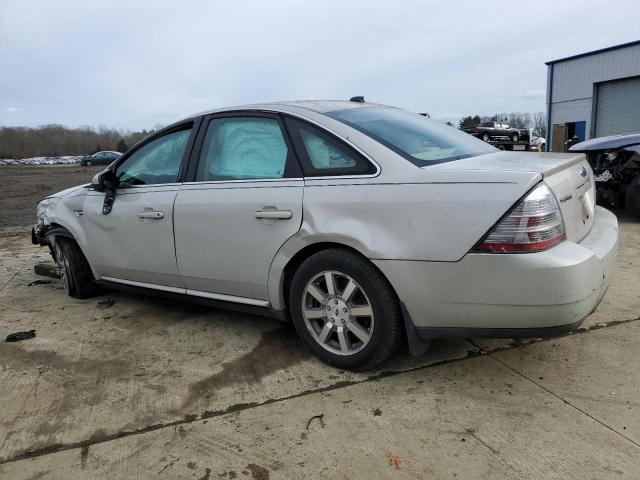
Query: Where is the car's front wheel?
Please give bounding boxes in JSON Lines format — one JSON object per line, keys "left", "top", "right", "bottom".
{"left": 85, "top": 160, "right": 92, "bottom": 166}
{"left": 289, "top": 248, "right": 402, "bottom": 370}
{"left": 52, "top": 237, "right": 96, "bottom": 298}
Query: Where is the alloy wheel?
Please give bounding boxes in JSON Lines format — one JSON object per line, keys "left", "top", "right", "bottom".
{"left": 55, "top": 244, "right": 71, "bottom": 293}
{"left": 301, "top": 270, "right": 374, "bottom": 356}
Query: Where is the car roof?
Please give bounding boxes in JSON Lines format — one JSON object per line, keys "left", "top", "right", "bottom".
{"left": 195, "top": 99, "right": 391, "bottom": 117}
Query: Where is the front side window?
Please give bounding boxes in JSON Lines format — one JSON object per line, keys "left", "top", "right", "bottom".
{"left": 116, "top": 127, "right": 191, "bottom": 186}
{"left": 327, "top": 107, "right": 497, "bottom": 166}
{"left": 285, "top": 117, "right": 375, "bottom": 176}
{"left": 196, "top": 117, "right": 290, "bottom": 181}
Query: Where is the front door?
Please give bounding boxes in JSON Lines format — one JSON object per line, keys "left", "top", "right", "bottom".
{"left": 174, "top": 113, "right": 303, "bottom": 302}
{"left": 81, "top": 124, "right": 195, "bottom": 288}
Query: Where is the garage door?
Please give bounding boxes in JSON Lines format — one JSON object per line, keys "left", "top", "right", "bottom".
{"left": 595, "top": 76, "right": 640, "bottom": 137}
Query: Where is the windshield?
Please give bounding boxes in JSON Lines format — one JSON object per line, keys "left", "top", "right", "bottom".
{"left": 327, "top": 107, "right": 497, "bottom": 166}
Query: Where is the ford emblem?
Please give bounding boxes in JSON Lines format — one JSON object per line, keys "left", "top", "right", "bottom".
{"left": 579, "top": 166, "right": 588, "bottom": 178}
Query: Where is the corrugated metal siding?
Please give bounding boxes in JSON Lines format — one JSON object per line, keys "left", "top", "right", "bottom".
{"left": 551, "top": 44, "right": 640, "bottom": 102}
{"left": 595, "top": 76, "right": 640, "bottom": 136}
{"left": 548, "top": 43, "right": 640, "bottom": 147}
{"left": 551, "top": 98, "right": 593, "bottom": 130}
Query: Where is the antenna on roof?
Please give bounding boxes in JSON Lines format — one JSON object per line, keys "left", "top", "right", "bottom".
{"left": 349, "top": 96, "right": 365, "bottom": 103}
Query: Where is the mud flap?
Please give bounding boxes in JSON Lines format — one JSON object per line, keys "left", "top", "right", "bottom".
{"left": 400, "top": 302, "right": 430, "bottom": 357}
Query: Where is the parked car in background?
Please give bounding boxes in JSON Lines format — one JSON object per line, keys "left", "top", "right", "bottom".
{"left": 570, "top": 133, "right": 640, "bottom": 219}
{"left": 81, "top": 151, "right": 122, "bottom": 166}
{"left": 33, "top": 100, "right": 618, "bottom": 370}
{"left": 463, "top": 122, "right": 528, "bottom": 143}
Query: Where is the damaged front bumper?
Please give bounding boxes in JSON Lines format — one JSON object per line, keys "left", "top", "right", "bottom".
{"left": 32, "top": 222, "right": 46, "bottom": 245}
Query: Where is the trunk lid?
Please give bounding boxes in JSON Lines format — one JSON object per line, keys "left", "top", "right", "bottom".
{"left": 430, "top": 151, "right": 596, "bottom": 242}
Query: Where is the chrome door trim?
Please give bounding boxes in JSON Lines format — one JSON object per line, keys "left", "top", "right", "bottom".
{"left": 182, "top": 178, "right": 303, "bottom": 186}
{"left": 100, "top": 276, "right": 271, "bottom": 307}
{"left": 186, "top": 289, "right": 270, "bottom": 307}
{"left": 100, "top": 276, "right": 186, "bottom": 294}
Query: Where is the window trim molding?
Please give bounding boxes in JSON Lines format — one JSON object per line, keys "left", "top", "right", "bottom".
{"left": 282, "top": 113, "right": 381, "bottom": 179}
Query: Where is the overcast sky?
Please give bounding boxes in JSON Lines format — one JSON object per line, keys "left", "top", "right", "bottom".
{"left": 1, "top": 0, "right": 638, "bottom": 130}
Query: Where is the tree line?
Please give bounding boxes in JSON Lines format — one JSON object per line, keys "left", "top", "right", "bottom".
{"left": 0, "top": 125, "right": 156, "bottom": 159}
{"left": 459, "top": 112, "right": 547, "bottom": 137}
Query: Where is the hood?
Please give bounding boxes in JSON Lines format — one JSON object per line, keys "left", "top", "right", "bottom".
{"left": 569, "top": 133, "right": 640, "bottom": 152}
{"left": 43, "top": 184, "right": 90, "bottom": 201}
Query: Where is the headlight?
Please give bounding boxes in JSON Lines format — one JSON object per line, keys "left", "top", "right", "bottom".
{"left": 36, "top": 197, "right": 60, "bottom": 222}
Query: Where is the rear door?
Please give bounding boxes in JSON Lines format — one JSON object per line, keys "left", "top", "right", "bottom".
{"left": 81, "top": 123, "right": 197, "bottom": 288}
{"left": 174, "top": 112, "right": 303, "bottom": 302}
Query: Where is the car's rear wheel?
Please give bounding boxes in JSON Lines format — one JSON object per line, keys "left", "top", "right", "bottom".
{"left": 625, "top": 176, "right": 640, "bottom": 220}
{"left": 289, "top": 248, "right": 402, "bottom": 370}
{"left": 511, "top": 133, "right": 519, "bottom": 142}
{"left": 482, "top": 133, "right": 491, "bottom": 142}
{"left": 52, "top": 237, "right": 96, "bottom": 298}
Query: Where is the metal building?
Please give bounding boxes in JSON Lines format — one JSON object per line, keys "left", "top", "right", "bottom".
{"left": 546, "top": 40, "right": 640, "bottom": 151}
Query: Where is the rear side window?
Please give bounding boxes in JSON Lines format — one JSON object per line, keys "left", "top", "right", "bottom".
{"left": 285, "top": 117, "right": 375, "bottom": 176}
{"left": 196, "top": 117, "right": 294, "bottom": 181}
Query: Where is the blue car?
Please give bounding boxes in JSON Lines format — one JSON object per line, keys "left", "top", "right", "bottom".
{"left": 80, "top": 151, "right": 122, "bottom": 166}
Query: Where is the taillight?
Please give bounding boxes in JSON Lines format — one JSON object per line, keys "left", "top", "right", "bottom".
{"left": 473, "top": 183, "right": 565, "bottom": 253}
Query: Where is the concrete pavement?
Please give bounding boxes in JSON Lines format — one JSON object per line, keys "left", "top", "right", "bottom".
{"left": 0, "top": 213, "right": 638, "bottom": 479}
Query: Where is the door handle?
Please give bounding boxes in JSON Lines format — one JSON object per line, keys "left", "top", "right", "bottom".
{"left": 254, "top": 209, "right": 292, "bottom": 220}
{"left": 137, "top": 211, "right": 164, "bottom": 219}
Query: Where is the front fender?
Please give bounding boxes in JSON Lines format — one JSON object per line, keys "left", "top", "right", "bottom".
{"left": 35, "top": 189, "right": 98, "bottom": 278}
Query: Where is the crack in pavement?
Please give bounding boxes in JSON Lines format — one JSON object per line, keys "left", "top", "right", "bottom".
{"left": 1, "top": 315, "right": 639, "bottom": 465}
{"left": 487, "top": 355, "right": 640, "bottom": 450}
{"left": 468, "top": 326, "right": 640, "bottom": 451}
{"left": 0, "top": 264, "right": 25, "bottom": 294}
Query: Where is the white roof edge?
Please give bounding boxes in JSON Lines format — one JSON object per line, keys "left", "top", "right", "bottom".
{"left": 188, "top": 99, "right": 394, "bottom": 119}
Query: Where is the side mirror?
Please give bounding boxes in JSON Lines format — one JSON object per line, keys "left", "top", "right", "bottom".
{"left": 91, "top": 168, "right": 118, "bottom": 192}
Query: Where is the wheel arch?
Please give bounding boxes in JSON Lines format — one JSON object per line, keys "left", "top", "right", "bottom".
{"left": 269, "top": 239, "right": 401, "bottom": 317}
{"left": 41, "top": 222, "right": 98, "bottom": 279}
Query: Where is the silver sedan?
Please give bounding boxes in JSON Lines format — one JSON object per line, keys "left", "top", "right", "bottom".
{"left": 33, "top": 100, "right": 618, "bottom": 370}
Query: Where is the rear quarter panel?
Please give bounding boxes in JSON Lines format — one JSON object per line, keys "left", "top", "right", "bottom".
{"left": 268, "top": 170, "right": 540, "bottom": 309}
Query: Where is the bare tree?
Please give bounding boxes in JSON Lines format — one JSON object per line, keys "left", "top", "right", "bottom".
{"left": 0, "top": 125, "right": 154, "bottom": 159}
{"left": 532, "top": 112, "right": 547, "bottom": 137}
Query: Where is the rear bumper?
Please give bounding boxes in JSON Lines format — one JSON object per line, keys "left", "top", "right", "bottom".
{"left": 374, "top": 206, "right": 619, "bottom": 338}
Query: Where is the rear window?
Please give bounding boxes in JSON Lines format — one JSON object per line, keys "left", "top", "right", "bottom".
{"left": 327, "top": 107, "right": 497, "bottom": 166}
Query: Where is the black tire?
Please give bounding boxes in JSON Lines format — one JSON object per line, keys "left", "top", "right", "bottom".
{"left": 511, "top": 133, "right": 519, "bottom": 142}
{"left": 482, "top": 133, "right": 491, "bottom": 142}
{"left": 52, "top": 236, "right": 96, "bottom": 298}
{"left": 625, "top": 176, "right": 640, "bottom": 220}
{"left": 289, "top": 248, "right": 402, "bottom": 371}
{"left": 86, "top": 160, "right": 92, "bottom": 166}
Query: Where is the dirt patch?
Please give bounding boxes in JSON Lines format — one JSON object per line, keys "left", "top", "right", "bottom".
{"left": 245, "top": 464, "right": 270, "bottom": 480}
{"left": 182, "top": 325, "right": 307, "bottom": 409}
{"left": 0, "top": 165, "right": 101, "bottom": 227}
